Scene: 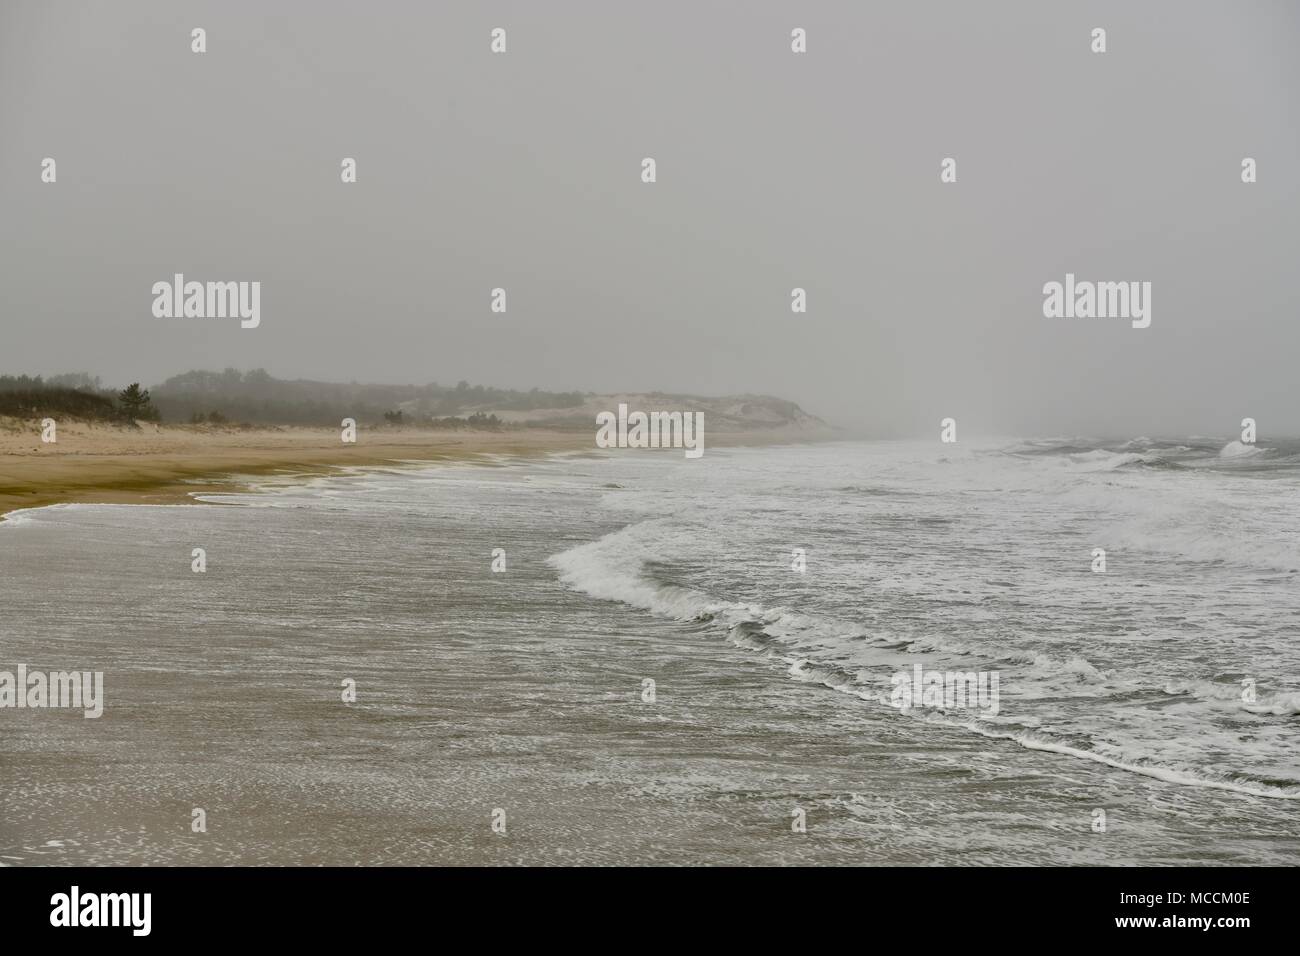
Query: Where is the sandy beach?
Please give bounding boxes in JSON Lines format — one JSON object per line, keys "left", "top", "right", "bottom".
{"left": 0, "top": 418, "right": 824, "bottom": 519}
{"left": 0, "top": 420, "right": 598, "bottom": 518}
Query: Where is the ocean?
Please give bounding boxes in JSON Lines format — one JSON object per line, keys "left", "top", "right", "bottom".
{"left": 2, "top": 437, "right": 1298, "bottom": 865}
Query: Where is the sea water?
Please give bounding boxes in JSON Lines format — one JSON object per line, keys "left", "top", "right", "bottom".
{"left": 1, "top": 438, "right": 1297, "bottom": 864}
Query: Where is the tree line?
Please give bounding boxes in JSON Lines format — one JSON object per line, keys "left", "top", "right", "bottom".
{"left": 0, "top": 370, "right": 586, "bottom": 427}
{"left": 0, "top": 375, "right": 157, "bottom": 422}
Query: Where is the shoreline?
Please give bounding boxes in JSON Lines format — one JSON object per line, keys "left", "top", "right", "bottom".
{"left": 0, "top": 421, "right": 830, "bottom": 519}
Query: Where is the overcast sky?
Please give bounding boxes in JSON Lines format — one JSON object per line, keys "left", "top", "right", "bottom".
{"left": 2, "top": 1, "right": 1297, "bottom": 436}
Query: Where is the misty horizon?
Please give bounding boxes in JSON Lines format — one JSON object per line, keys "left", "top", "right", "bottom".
{"left": 4, "top": 363, "right": 1296, "bottom": 442}
{"left": 3, "top": 1, "right": 1297, "bottom": 438}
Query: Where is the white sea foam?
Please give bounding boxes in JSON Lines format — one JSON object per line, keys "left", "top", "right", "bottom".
{"left": 548, "top": 437, "right": 1300, "bottom": 799}
{"left": 1218, "top": 440, "right": 1264, "bottom": 459}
